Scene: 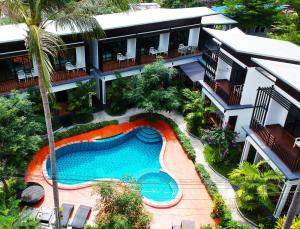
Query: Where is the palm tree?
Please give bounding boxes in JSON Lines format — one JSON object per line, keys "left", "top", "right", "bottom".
{"left": 229, "top": 161, "right": 283, "bottom": 212}
{"left": 276, "top": 215, "right": 300, "bottom": 229}
{"left": 0, "top": 0, "right": 129, "bottom": 228}
{"left": 181, "top": 88, "right": 216, "bottom": 134}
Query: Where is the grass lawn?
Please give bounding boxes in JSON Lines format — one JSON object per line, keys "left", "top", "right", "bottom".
{"left": 203, "top": 144, "right": 242, "bottom": 179}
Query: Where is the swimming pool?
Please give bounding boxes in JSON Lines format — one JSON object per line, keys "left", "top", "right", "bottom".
{"left": 45, "top": 127, "right": 181, "bottom": 205}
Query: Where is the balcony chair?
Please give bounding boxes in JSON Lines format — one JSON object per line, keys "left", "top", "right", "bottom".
{"left": 116, "top": 53, "right": 126, "bottom": 64}
{"left": 189, "top": 46, "right": 198, "bottom": 54}
{"left": 178, "top": 44, "right": 187, "bottom": 55}
{"left": 125, "top": 52, "right": 135, "bottom": 62}
{"left": 294, "top": 138, "right": 300, "bottom": 148}
{"left": 233, "top": 84, "right": 243, "bottom": 96}
{"left": 65, "top": 62, "right": 77, "bottom": 72}
{"left": 17, "top": 70, "right": 26, "bottom": 82}
{"left": 31, "top": 68, "right": 38, "bottom": 77}
{"left": 149, "top": 47, "right": 158, "bottom": 56}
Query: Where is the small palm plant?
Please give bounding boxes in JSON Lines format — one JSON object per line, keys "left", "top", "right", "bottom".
{"left": 275, "top": 215, "right": 300, "bottom": 229}
{"left": 229, "top": 161, "right": 283, "bottom": 212}
{"left": 181, "top": 88, "right": 216, "bottom": 135}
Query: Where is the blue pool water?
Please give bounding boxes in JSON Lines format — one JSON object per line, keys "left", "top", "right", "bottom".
{"left": 46, "top": 127, "right": 179, "bottom": 202}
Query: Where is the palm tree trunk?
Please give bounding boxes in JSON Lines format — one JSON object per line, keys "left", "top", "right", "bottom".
{"left": 36, "top": 59, "right": 61, "bottom": 229}
{"left": 1, "top": 177, "right": 9, "bottom": 200}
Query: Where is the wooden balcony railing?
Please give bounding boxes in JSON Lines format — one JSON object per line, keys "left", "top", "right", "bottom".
{"left": 204, "top": 76, "right": 243, "bottom": 105}
{"left": 0, "top": 70, "right": 87, "bottom": 94}
{"left": 251, "top": 121, "right": 300, "bottom": 172}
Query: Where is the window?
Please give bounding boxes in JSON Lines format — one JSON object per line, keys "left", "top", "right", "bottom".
{"left": 50, "top": 48, "right": 76, "bottom": 71}
{"left": 169, "top": 29, "right": 189, "bottom": 50}
{"left": 102, "top": 40, "right": 127, "bottom": 62}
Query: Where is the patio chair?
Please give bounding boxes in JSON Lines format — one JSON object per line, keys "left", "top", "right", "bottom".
{"left": 294, "top": 137, "right": 300, "bottom": 148}
{"left": 17, "top": 70, "right": 26, "bottom": 82}
{"left": 65, "top": 62, "right": 77, "bottom": 72}
{"left": 70, "top": 205, "right": 91, "bottom": 229}
{"left": 31, "top": 68, "right": 38, "bottom": 77}
{"left": 36, "top": 208, "right": 53, "bottom": 226}
{"left": 149, "top": 47, "right": 158, "bottom": 56}
{"left": 181, "top": 220, "right": 195, "bottom": 229}
{"left": 116, "top": 53, "right": 126, "bottom": 64}
{"left": 61, "top": 203, "right": 74, "bottom": 227}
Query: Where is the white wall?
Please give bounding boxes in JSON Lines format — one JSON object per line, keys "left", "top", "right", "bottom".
{"left": 265, "top": 99, "right": 289, "bottom": 126}
{"left": 188, "top": 27, "right": 200, "bottom": 47}
{"left": 75, "top": 46, "right": 86, "bottom": 68}
{"left": 240, "top": 68, "right": 274, "bottom": 105}
{"left": 127, "top": 38, "right": 137, "bottom": 59}
{"left": 91, "top": 40, "right": 99, "bottom": 69}
{"left": 158, "top": 33, "right": 170, "bottom": 53}
{"left": 225, "top": 108, "right": 254, "bottom": 142}
{"left": 215, "top": 57, "right": 231, "bottom": 80}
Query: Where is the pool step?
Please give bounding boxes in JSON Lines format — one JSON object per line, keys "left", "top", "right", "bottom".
{"left": 138, "top": 130, "right": 161, "bottom": 139}
{"left": 136, "top": 129, "right": 161, "bottom": 143}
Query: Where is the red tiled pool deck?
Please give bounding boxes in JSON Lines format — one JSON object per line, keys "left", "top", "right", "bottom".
{"left": 26, "top": 119, "right": 217, "bottom": 228}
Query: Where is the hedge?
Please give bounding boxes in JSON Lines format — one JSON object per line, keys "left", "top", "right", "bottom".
{"left": 41, "top": 120, "right": 118, "bottom": 146}
{"left": 130, "top": 113, "right": 249, "bottom": 229}
{"left": 129, "top": 113, "right": 196, "bottom": 162}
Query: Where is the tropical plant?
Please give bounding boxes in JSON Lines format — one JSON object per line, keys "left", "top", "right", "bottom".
{"left": 275, "top": 215, "right": 300, "bottom": 229}
{"left": 181, "top": 88, "right": 216, "bottom": 135}
{"left": 127, "top": 60, "right": 180, "bottom": 113}
{"left": 106, "top": 74, "right": 130, "bottom": 116}
{"left": 201, "top": 127, "right": 238, "bottom": 161}
{"left": 68, "top": 80, "right": 96, "bottom": 123}
{"left": 0, "top": 0, "right": 129, "bottom": 227}
{"left": 224, "top": 0, "right": 286, "bottom": 29}
{"left": 268, "top": 11, "right": 300, "bottom": 46}
{"left": 0, "top": 92, "right": 43, "bottom": 198}
{"left": 229, "top": 161, "right": 283, "bottom": 212}
{"left": 93, "top": 181, "right": 151, "bottom": 229}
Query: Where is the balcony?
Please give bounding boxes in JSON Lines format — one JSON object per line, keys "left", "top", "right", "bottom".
{"left": 203, "top": 76, "right": 243, "bottom": 105}
{"left": 0, "top": 70, "right": 87, "bottom": 94}
{"left": 252, "top": 123, "right": 300, "bottom": 172}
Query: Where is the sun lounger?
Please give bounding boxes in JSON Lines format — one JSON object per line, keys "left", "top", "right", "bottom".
{"left": 61, "top": 203, "right": 74, "bottom": 227}
{"left": 36, "top": 208, "right": 53, "bottom": 226}
{"left": 181, "top": 220, "right": 195, "bottom": 229}
{"left": 70, "top": 205, "right": 91, "bottom": 229}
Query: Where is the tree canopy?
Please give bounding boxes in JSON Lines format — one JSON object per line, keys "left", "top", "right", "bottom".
{"left": 127, "top": 60, "right": 180, "bottom": 113}
{"left": 224, "top": 0, "right": 285, "bottom": 28}
{"left": 0, "top": 92, "right": 44, "bottom": 188}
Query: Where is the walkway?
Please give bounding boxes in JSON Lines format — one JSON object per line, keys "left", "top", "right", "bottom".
{"left": 93, "top": 108, "right": 248, "bottom": 224}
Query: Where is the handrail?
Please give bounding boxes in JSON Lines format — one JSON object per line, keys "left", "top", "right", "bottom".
{"left": 251, "top": 122, "right": 299, "bottom": 171}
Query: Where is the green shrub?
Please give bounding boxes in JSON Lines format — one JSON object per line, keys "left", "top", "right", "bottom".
{"left": 129, "top": 113, "right": 196, "bottom": 162}
{"left": 204, "top": 144, "right": 222, "bottom": 164}
{"left": 53, "top": 120, "right": 118, "bottom": 142}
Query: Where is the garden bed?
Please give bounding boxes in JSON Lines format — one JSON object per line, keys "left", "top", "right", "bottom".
{"left": 203, "top": 144, "right": 241, "bottom": 179}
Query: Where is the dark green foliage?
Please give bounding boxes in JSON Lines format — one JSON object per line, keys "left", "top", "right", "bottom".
{"left": 224, "top": 0, "right": 285, "bottom": 28}
{"left": 203, "top": 144, "right": 241, "bottom": 178}
{"left": 127, "top": 60, "right": 180, "bottom": 113}
{"left": 0, "top": 92, "right": 44, "bottom": 190}
{"left": 181, "top": 88, "right": 216, "bottom": 135}
{"left": 201, "top": 127, "right": 238, "bottom": 162}
{"left": 0, "top": 178, "right": 40, "bottom": 228}
{"left": 68, "top": 80, "right": 96, "bottom": 123}
{"left": 129, "top": 113, "right": 196, "bottom": 162}
{"left": 161, "top": 0, "right": 219, "bottom": 8}
{"left": 93, "top": 181, "right": 151, "bottom": 229}
{"left": 195, "top": 164, "right": 250, "bottom": 228}
{"left": 106, "top": 74, "right": 129, "bottom": 116}
{"left": 53, "top": 120, "right": 118, "bottom": 142}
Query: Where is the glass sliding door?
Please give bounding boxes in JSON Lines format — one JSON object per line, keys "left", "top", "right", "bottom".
{"left": 50, "top": 48, "right": 76, "bottom": 71}
{"left": 139, "top": 34, "right": 159, "bottom": 64}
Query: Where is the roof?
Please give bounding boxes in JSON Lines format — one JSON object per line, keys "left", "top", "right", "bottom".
{"left": 0, "top": 7, "right": 217, "bottom": 44}
{"left": 252, "top": 58, "right": 300, "bottom": 92}
{"left": 203, "top": 27, "right": 300, "bottom": 62}
{"left": 179, "top": 62, "right": 205, "bottom": 82}
{"left": 201, "top": 14, "right": 237, "bottom": 25}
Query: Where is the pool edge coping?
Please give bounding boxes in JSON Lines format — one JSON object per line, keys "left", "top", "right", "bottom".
{"left": 41, "top": 124, "right": 183, "bottom": 208}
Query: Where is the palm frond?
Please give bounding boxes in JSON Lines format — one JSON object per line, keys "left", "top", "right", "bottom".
{"left": 0, "top": 0, "right": 29, "bottom": 23}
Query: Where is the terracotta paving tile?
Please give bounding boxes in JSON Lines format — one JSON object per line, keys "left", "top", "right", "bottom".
{"left": 26, "top": 119, "right": 216, "bottom": 228}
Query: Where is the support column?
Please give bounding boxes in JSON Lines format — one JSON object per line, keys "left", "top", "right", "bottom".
{"left": 240, "top": 138, "right": 251, "bottom": 164}
{"left": 274, "top": 181, "right": 292, "bottom": 218}
{"left": 102, "top": 79, "right": 106, "bottom": 105}
{"left": 95, "top": 78, "right": 101, "bottom": 100}
{"left": 253, "top": 151, "right": 263, "bottom": 164}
